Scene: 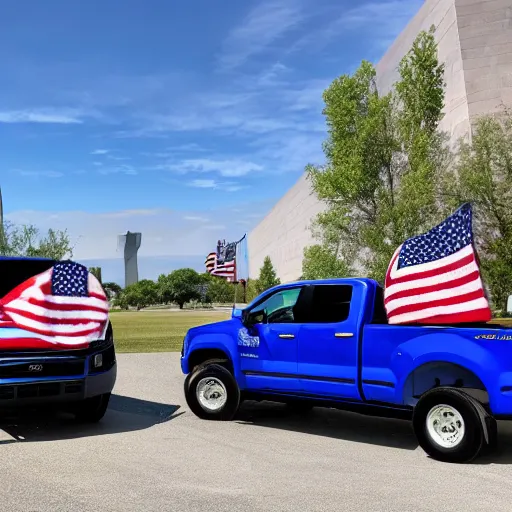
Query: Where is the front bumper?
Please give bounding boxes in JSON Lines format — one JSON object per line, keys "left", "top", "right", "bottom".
{"left": 0, "top": 342, "right": 117, "bottom": 407}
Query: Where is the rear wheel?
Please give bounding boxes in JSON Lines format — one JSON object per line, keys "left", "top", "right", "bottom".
{"left": 185, "top": 363, "right": 240, "bottom": 421}
{"left": 413, "top": 387, "right": 492, "bottom": 463}
{"left": 74, "top": 393, "right": 111, "bottom": 423}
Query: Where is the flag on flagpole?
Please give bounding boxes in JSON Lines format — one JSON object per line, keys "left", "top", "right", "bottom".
{"left": 384, "top": 203, "right": 492, "bottom": 325}
{"left": 205, "top": 252, "right": 236, "bottom": 281}
{"left": 0, "top": 261, "right": 109, "bottom": 348}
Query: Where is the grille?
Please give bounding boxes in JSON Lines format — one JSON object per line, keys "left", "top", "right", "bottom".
{"left": 0, "top": 359, "right": 85, "bottom": 379}
{"left": 0, "top": 381, "right": 83, "bottom": 401}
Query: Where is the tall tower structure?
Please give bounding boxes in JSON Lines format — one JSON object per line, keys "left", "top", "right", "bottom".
{"left": 118, "top": 231, "right": 142, "bottom": 287}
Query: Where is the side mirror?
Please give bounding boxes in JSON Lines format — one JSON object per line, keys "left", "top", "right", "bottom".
{"left": 232, "top": 307, "right": 243, "bottom": 319}
{"left": 243, "top": 309, "right": 266, "bottom": 326}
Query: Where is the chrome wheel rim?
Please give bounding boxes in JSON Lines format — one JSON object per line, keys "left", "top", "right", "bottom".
{"left": 426, "top": 404, "right": 465, "bottom": 449}
{"left": 196, "top": 377, "right": 227, "bottom": 412}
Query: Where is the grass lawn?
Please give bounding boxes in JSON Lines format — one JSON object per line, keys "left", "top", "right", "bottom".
{"left": 110, "top": 309, "right": 512, "bottom": 353}
{"left": 110, "top": 310, "right": 230, "bottom": 353}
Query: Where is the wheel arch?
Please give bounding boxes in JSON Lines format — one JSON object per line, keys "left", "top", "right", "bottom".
{"left": 402, "top": 361, "right": 489, "bottom": 407}
{"left": 188, "top": 347, "right": 234, "bottom": 374}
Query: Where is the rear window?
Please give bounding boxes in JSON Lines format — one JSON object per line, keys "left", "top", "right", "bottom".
{"left": 308, "top": 285, "right": 353, "bottom": 323}
{"left": 371, "top": 286, "right": 388, "bottom": 324}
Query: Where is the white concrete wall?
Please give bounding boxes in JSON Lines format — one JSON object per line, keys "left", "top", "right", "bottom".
{"left": 248, "top": 173, "right": 326, "bottom": 282}
{"left": 376, "top": 0, "right": 471, "bottom": 144}
{"left": 457, "top": 0, "right": 512, "bottom": 120}
{"left": 248, "top": 0, "right": 512, "bottom": 283}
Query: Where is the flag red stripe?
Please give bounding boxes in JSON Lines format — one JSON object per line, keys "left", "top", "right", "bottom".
{"left": 23, "top": 297, "right": 108, "bottom": 313}
{"left": 3, "top": 306, "right": 105, "bottom": 326}
{"left": 384, "top": 269, "right": 481, "bottom": 304}
{"left": 0, "top": 337, "right": 89, "bottom": 350}
{"left": 401, "top": 308, "right": 492, "bottom": 325}
{"left": 387, "top": 252, "right": 475, "bottom": 285}
{"left": 387, "top": 289, "right": 485, "bottom": 318}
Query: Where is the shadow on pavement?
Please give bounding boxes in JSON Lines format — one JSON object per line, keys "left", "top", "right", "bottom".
{"left": 474, "top": 421, "right": 512, "bottom": 465}
{"left": 0, "top": 394, "right": 183, "bottom": 443}
{"left": 237, "top": 401, "right": 512, "bottom": 463}
{"left": 235, "top": 400, "right": 418, "bottom": 451}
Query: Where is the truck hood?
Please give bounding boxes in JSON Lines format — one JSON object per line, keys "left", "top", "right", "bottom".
{"left": 187, "top": 318, "right": 241, "bottom": 338}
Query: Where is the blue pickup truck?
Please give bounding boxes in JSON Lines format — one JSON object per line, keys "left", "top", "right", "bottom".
{"left": 0, "top": 256, "right": 117, "bottom": 421}
{"left": 181, "top": 277, "right": 512, "bottom": 463}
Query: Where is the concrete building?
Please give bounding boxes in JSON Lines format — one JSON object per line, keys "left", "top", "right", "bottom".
{"left": 248, "top": 0, "right": 512, "bottom": 282}
{"left": 118, "top": 231, "right": 142, "bottom": 287}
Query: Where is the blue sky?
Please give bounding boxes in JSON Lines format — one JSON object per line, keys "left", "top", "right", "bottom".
{"left": 1, "top": 0, "right": 422, "bottom": 284}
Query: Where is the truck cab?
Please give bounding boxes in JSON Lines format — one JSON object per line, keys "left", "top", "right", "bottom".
{"left": 181, "top": 277, "right": 512, "bottom": 463}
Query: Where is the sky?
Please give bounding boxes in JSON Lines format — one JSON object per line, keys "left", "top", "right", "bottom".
{"left": 1, "top": 0, "right": 423, "bottom": 284}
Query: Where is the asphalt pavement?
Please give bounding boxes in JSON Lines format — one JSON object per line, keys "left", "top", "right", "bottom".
{"left": 1, "top": 353, "right": 512, "bottom": 511}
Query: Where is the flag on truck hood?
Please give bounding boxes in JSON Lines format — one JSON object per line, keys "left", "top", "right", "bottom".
{"left": 0, "top": 261, "right": 109, "bottom": 349}
{"left": 384, "top": 203, "right": 492, "bottom": 325}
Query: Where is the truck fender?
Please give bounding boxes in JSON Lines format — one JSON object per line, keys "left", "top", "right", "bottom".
{"left": 389, "top": 333, "right": 498, "bottom": 405}
{"left": 185, "top": 334, "right": 240, "bottom": 379}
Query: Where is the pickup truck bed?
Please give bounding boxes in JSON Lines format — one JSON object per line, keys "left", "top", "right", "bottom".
{"left": 181, "top": 277, "right": 512, "bottom": 463}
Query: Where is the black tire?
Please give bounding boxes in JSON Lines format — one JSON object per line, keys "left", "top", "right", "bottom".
{"left": 184, "top": 363, "right": 240, "bottom": 421}
{"left": 74, "top": 393, "right": 111, "bottom": 423}
{"left": 413, "top": 387, "right": 489, "bottom": 463}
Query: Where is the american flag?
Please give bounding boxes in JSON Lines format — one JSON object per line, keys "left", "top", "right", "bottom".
{"left": 384, "top": 203, "right": 492, "bottom": 325}
{"left": 0, "top": 261, "right": 109, "bottom": 349}
{"left": 205, "top": 252, "right": 236, "bottom": 282}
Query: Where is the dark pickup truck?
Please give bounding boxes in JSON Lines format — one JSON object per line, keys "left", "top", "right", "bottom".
{"left": 0, "top": 256, "right": 116, "bottom": 421}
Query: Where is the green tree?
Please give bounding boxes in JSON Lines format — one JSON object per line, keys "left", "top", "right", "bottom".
{"left": 89, "top": 267, "right": 102, "bottom": 283}
{"left": 159, "top": 268, "right": 202, "bottom": 309}
{"left": 304, "top": 27, "right": 450, "bottom": 283}
{"left": 256, "top": 256, "right": 280, "bottom": 293}
{"left": 103, "top": 282, "right": 122, "bottom": 300}
{"left": 302, "top": 245, "right": 351, "bottom": 280}
{"left": 245, "top": 279, "right": 260, "bottom": 303}
{"left": 122, "top": 279, "right": 159, "bottom": 310}
{"left": 206, "top": 276, "right": 235, "bottom": 303}
{"left": 445, "top": 111, "right": 512, "bottom": 312}
{"left": 0, "top": 222, "right": 73, "bottom": 260}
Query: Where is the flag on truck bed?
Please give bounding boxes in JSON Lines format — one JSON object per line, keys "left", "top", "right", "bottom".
{"left": 384, "top": 203, "right": 492, "bottom": 325}
{"left": 0, "top": 261, "right": 109, "bottom": 348}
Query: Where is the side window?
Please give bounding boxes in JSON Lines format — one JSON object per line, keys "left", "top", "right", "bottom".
{"left": 308, "top": 285, "right": 353, "bottom": 323}
{"left": 250, "top": 288, "right": 302, "bottom": 324}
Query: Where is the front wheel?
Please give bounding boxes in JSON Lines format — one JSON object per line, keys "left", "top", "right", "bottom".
{"left": 413, "top": 388, "right": 493, "bottom": 463}
{"left": 184, "top": 364, "right": 240, "bottom": 421}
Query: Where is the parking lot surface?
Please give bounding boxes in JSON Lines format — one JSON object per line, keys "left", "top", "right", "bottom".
{"left": 1, "top": 353, "right": 512, "bottom": 511}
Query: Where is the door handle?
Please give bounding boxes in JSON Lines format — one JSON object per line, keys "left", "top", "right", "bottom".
{"left": 335, "top": 332, "right": 354, "bottom": 338}
{"left": 279, "top": 334, "right": 295, "bottom": 339}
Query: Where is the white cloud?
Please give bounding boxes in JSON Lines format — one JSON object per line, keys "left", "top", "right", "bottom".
{"left": 290, "top": 0, "right": 423, "bottom": 55}
{"left": 187, "top": 178, "right": 247, "bottom": 192}
{"left": 188, "top": 179, "right": 217, "bottom": 189}
{"left": 97, "top": 164, "right": 137, "bottom": 175}
{"left": 0, "top": 109, "right": 83, "bottom": 124}
{"left": 217, "top": 0, "right": 304, "bottom": 71}
{"left": 5, "top": 200, "right": 273, "bottom": 260}
{"left": 183, "top": 215, "right": 208, "bottom": 222}
{"left": 172, "top": 158, "right": 263, "bottom": 177}
{"left": 91, "top": 149, "right": 109, "bottom": 155}
{"left": 12, "top": 169, "right": 64, "bottom": 178}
